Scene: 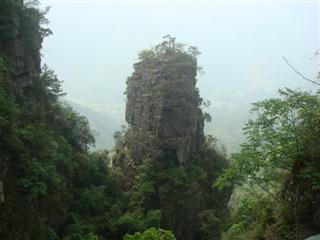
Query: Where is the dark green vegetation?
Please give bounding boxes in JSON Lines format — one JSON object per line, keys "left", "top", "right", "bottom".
{"left": 112, "top": 36, "right": 231, "bottom": 240}
{"left": 0, "top": 1, "right": 319, "bottom": 240}
{"left": 217, "top": 89, "right": 320, "bottom": 239}
{"left": 123, "top": 228, "right": 176, "bottom": 240}
{"left": 0, "top": 1, "right": 119, "bottom": 239}
{"left": 0, "top": 2, "right": 229, "bottom": 239}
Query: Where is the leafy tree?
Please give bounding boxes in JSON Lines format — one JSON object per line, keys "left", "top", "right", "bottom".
{"left": 123, "top": 228, "right": 176, "bottom": 240}
{"left": 217, "top": 88, "right": 320, "bottom": 239}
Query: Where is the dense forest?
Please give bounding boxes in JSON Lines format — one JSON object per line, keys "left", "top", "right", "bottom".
{"left": 0, "top": 1, "right": 319, "bottom": 240}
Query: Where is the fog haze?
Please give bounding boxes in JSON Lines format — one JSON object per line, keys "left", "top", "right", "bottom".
{"left": 40, "top": 0, "right": 319, "bottom": 151}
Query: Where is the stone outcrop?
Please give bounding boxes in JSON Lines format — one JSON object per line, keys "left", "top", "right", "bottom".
{"left": 0, "top": 0, "right": 44, "bottom": 204}
{"left": 0, "top": 1, "right": 43, "bottom": 88}
{"left": 113, "top": 38, "right": 232, "bottom": 239}
{"left": 113, "top": 40, "right": 205, "bottom": 182}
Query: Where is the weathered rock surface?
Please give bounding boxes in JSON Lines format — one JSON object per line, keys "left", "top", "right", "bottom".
{"left": 0, "top": 0, "right": 44, "bottom": 205}
{"left": 0, "top": 1, "right": 43, "bottom": 88}
{"left": 113, "top": 39, "right": 232, "bottom": 240}
{"left": 121, "top": 50, "right": 204, "bottom": 171}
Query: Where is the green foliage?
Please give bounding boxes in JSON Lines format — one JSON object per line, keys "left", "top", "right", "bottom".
{"left": 0, "top": 2, "right": 125, "bottom": 239}
{"left": 123, "top": 228, "right": 176, "bottom": 240}
{"left": 222, "top": 185, "right": 276, "bottom": 240}
{"left": 116, "top": 138, "right": 230, "bottom": 240}
{"left": 0, "top": 4, "right": 228, "bottom": 239}
{"left": 218, "top": 88, "right": 320, "bottom": 239}
{"left": 199, "top": 210, "right": 222, "bottom": 240}
{"left": 216, "top": 88, "right": 319, "bottom": 186}
{"left": 138, "top": 35, "right": 200, "bottom": 65}
{"left": 138, "top": 49, "right": 156, "bottom": 61}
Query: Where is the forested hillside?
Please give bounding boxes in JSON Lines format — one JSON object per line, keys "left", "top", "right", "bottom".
{"left": 0, "top": 1, "right": 230, "bottom": 239}
{"left": 0, "top": 1, "right": 113, "bottom": 239}
{"left": 0, "top": 1, "right": 319, "bottom": 240}
{"left": 68, "top": 101, "right": 122, "bottom": 149}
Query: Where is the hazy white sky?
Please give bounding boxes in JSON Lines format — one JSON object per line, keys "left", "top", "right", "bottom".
{"left": 40, "top": 0, "right": 319, "bottom": 106}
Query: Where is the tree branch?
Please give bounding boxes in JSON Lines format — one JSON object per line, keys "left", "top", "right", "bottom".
{"left": 282, "top": 56, "right": 320, "bottom": 86}
{"left": 248, "top": 176, "right": 282, "bottom": 203}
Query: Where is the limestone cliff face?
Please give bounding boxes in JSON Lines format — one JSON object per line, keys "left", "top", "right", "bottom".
{"left": 114, "top": 44, "right": 205, "bottom": 181}
{"left": 0, "top": 1, "right": 43, "bottom": 88}
{"left": 113, "top": 39, "right": 231, "bottom": 239}
{"left": 0, "top": 0, "right": 44, "bottom": 203}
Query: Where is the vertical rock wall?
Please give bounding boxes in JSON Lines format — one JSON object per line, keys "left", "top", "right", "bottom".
{"left": 0, "top": 0, "right": 43, "bottom": 88}
{"left": 114, "top": 45, "right": 205, "bottom": 182}
{"left": 112, "top": 41, "right": 231, "bottom": 239}
{"left": 0, "top": 0, "right": 44, "bottom": 205}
